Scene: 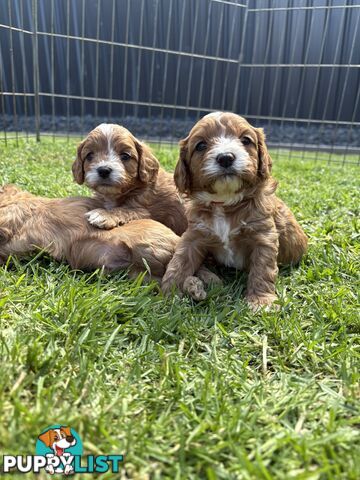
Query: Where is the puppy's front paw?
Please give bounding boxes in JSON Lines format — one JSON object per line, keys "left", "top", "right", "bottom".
{"left": 85, "top": 209, "right": 118, "bottom": 229}
{"left": 245, "top": 294, "right": 279, "bottom": 312}
{"left": 183, "top": 276, "right": 207, "bottom": 301}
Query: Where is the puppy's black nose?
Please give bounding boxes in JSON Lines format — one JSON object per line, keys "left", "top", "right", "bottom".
{"left": 97, "top": 166, "right": 112, "bottom": 178}
{"left": 217, "top": 153, "right": 235, "bottom": 168}
{"left": 66, "top": 435, "right": 74, "bottom": 443}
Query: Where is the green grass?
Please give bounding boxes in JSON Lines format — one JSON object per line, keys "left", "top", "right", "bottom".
{"left": 0, "top": 138, "right": 359, "bottom": 480}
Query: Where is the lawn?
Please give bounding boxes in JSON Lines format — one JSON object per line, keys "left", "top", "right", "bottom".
{"left": 0, "top": 138, "right": 359, "bottom": 479}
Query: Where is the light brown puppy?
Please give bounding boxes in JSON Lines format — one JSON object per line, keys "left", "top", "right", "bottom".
{"left": 162, "top": 112, "right": 308, "bottom": 310}
{"left": 0, "top": 185, "right": 215, "bottom": 299}
{"left": 72, "top": 123, "right": 188, "bottom": 236}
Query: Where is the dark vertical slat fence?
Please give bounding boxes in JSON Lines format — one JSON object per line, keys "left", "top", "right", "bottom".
{"left": 0, "top": 0, "right": 359, "bottom": 163}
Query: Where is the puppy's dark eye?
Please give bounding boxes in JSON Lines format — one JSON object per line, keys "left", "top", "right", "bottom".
{"left": 85, "top": 152, "right": 94, "bottom": 162}
{"left": 241, "top": 137, "right": 252, "bottom": 146}
{"left": 120, "top": 153, "right": 131, "bottom": 161}
{"left": 195, "top": 141, "right": 207, "bottom": 152}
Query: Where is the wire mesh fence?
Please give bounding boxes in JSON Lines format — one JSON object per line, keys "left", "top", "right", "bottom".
{"left": 0, "top": 0, "right": 359, "bottom": 164}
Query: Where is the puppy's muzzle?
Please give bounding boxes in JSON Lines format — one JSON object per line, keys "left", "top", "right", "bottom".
{"left": 97, "top": 166, "right": 113, "bottom": 179}
{"left": 216, "top": 153, "right": 235, "bottom": 169}
{"left": 66, "top": 435, "right": 75, "bottom": 443}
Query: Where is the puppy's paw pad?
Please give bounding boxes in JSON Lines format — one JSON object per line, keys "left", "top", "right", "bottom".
{"left": 85, "top": 209, "right": 117, "bottom": 229}
{"left": 183, "top": 276, "right": 207, "bottom": 301}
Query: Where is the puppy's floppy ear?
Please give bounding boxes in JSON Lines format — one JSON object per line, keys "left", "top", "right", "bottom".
{"left": 174, "top": 137, "right": 191, "bottom": 193}
{"left": 256, "top": 127, "right": 272, "bottom": 179}
{"left": 72, "top": 140, "right": 86, "bottom": 185}
{"left": 38, "top": 430, "right": 52, "bottom": 447}
{"left": 136, "top": 141, "right": 160, "bottom": 183}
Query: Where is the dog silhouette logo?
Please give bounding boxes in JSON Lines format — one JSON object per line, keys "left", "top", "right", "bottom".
{"left": 35, "top": 425, "right": 83, "bottom": 475}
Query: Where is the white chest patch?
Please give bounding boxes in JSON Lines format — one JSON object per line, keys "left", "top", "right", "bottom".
{"left": 213, "top": 207, "right": 231, "bottom": 246}
{"left": 211, "top": 207, "right": 244, "bottom": 269}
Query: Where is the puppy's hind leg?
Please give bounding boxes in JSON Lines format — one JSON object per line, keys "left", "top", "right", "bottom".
{"left": 275, "top": 200, "right": 308, "bottom": 266}
{"left": 131, "top": 248, "right": 168, "bottom": 279}
{"left": 67, "top": 238, "right": 132, "bottom": 272}
{"left": 278, "top": 223, "right": 308, "bottom": 266}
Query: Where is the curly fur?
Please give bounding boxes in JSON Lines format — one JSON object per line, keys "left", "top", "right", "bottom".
{"left": 72, "top": 123, "right": 188, "bottom": 236}
{"left": 162, "top": 112, "right": 308, "bottom": 309}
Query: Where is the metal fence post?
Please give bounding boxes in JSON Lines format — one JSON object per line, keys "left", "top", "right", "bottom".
{"left": 32, "top": 0, "right": 40, "bottom": 142}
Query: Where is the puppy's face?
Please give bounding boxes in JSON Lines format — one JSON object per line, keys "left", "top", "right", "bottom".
{"left": 38, "top": 426, "right": 76, "bottom": 454}
{"left": 175, "top": 112, "right": 272, "bottom": 203}
{"left": 72, "top": 124, "right": 159, "bottom": 195}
